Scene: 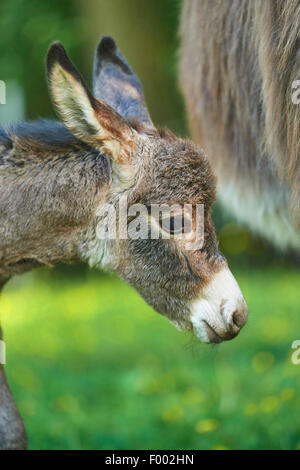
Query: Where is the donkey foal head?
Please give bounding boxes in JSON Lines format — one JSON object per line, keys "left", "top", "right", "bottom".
{"left": 46, "top": 37, "right": 247, "bottom": 343}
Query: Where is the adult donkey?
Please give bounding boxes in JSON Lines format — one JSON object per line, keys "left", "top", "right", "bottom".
{"left": 180, "top": 0, "right": 300, "bottom": 252}
{"left": 0, "top": 37, "right": 247, "bottom": 449}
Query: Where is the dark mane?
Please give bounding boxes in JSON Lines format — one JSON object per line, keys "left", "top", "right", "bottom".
{"left": 7, "top": 119, "right": 77, "bottom": 146}
{"left": 0, "top": 127, "right": 11, "bottom": 147}
{"left": 0, "top": 119, "right": 89, "bottom": 158}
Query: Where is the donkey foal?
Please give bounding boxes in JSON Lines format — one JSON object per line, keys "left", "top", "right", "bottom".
{"left": 0, "top": 37, "right": 247, "bottom": 448}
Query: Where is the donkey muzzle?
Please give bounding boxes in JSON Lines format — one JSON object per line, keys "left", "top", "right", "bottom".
{"left": 190, "top": 267, "right": 248, "bottom": 343}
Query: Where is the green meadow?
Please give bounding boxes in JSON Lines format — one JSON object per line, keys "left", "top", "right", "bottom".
{"left": 0, "top": 0, "right": 299, "bottom": 451}
{"left": 1, "top": 263, "right": 299, "bottom": 450}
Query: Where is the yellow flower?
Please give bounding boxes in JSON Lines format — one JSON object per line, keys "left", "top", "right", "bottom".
{"left": 261, "top": 396, "right": 279, "bottom": 413}
{"left": 212, "top": 445, "right": 228, "bottom": 450}
{"left": 244, "top": 403, "right": 258, "bottom": 416}
{"left": 252, "top": 352, "right": 274, "bottom": 373}
{"left": 182, "top": 387, "right": 205, "bottom": 405}
{"left": 280, "top": 388, "right": 295, "bottom": 401}
{"left": 195, "top": 419, "right": 219, "bottom": 434}
{"left": 262, "top": 318, "right": 290, "bottom": 343}
{"left": 162, "top": 405, "right": 183, "bottom": 422}
{"left": 135, "top": 376, "right": 159, "bottom": 395}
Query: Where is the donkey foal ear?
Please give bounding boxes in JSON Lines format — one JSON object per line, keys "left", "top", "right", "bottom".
{"left": 47, "top": 42, "right": 135, "bottom": 163}
{"left": 93, "top": 36, "right": 153, "bottom": 126}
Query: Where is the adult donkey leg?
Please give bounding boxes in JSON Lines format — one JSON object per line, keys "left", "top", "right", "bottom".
{"left": 0, "top": 362, "right": 27, "bottom": 449}
{"left": 0, "top": 280, "right": 27, "bottom": 449}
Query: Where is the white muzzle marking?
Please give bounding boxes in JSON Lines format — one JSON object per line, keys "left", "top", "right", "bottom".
{"left": 190, "top": 267, "right": 248, "bottom": 343}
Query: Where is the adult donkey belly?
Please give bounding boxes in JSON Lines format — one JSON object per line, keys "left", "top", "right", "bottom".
{"left": 179, "top": 0, "right": 300, "bottom": 252}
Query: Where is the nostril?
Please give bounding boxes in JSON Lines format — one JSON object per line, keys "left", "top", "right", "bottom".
{"left": 232, "top": 305, "right": 248, "bottom": 331}
{"left": 232, "top": 310, "right": 241, "bottom": 328}
{"left": 221, "top": 299, "right": 248, "bottom": 336}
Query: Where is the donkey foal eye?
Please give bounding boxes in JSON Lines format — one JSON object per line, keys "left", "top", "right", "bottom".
{"left": 159, "top": 214, "right": 192, "bottom": 236}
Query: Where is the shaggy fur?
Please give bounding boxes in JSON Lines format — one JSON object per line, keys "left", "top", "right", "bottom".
{"left": 180, "top": 0, "right": 300, "bottom": 250}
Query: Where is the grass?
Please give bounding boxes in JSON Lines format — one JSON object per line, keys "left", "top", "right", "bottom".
{"left": 1, "top": 263, "right": 300, "bottom": 450}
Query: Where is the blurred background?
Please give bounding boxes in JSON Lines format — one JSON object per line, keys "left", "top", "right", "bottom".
{"left": 0, "top": 0, "right": 299, "bottom": 450}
